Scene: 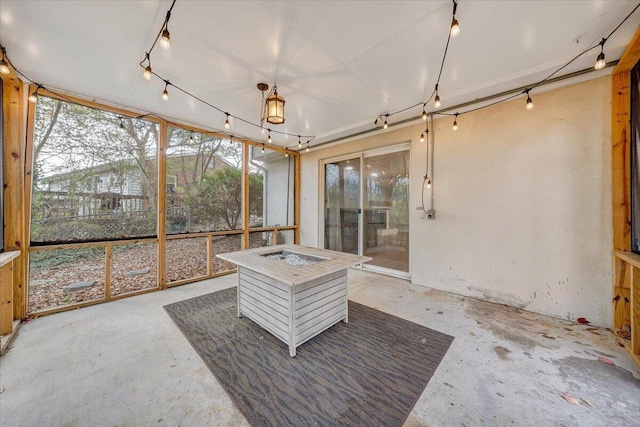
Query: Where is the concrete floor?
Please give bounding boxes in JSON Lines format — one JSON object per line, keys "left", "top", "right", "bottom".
{"left": 1, "top": 269, "right": 639, "bottom": 427}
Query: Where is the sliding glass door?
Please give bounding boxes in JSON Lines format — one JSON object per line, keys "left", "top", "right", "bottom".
{"left": 323, "top": 146, "right": 410, "bottom": 275}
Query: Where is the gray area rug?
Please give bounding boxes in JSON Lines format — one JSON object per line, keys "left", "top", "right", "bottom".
{"left": 164, "top": 287, "right": 454, "bottom": 426}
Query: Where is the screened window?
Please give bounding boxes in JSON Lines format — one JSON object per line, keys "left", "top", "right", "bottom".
{"left": 30, "top": 96, "right": 158, "bottom": 244}
{"left": 165, "top": 127, "right": 243, "bottom": 234}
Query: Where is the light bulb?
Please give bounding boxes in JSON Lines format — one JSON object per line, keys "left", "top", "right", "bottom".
{"left": 28, "top": 92, "right": 37, "bottom": 103}
{"left": 224, "top": 115, "right": 230, "bottom": 129}
{"left": 420, "top": 132, "right": 425, "bottom": 143}
{"left": 162, "top": 88, "right": 169, "bottom": 101}
{"left": 452, "top": 120, "right": 458, "bottom": 131}
{"left": 383, "top": 120, "right": 388, "bottom": 129}
{"left": 262, "top": 145, "right": 265, "bottom": 154}
{"left": 143, "top": 66, "right": 152, "bottom": 80}
{"left": 189, "top": 135, "right": 194, "bottom": 143}
{"left": 434, "top": 95, "right": 441, "bottom": 109}
{"left": 298, "top": 141, "right": 302, "bottom": 148}
{"left": 422, "top": 110, "right": 427, "bottom": 121}
{"left": 526, "top": 96, "right": 534, "bottom": 110}
{"left": 0, "top": 59, "right": 9, "bottom": 75}
{"left": 450, "top": 19, "right": 460, "bottom": 37}
{"left": 285, "top": 152, "right": 289, "bottom": 157}
{"left": 426, "top": 178, "right": 432, "bottom": 189}
{"left": 595, "top": 52, "right": 606, "bottom": 70}
{"left": 268, "top": 133, "right": 272, "bottom": 143}
{"left": 306, "top": 146, "right": 310, "bottom": 152}
{"left": 160, "top": 29, "right": 171, "bottom": 50}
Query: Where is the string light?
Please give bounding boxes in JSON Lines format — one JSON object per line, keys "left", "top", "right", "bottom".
{"left": 142, "top": 53, "right": 152, "bottom": 80}
{"left": 595, "top": 38, "right": 606, "bottom": 70}
{"left": 285, "top": 151, "right": 289, "bottom": 157}
{"left": 420, "top": 126, "right": 429, "bottom": 143}
{"left": 159, "top": 7, "right": 172, "bottom": 50}
{"left": 434, "top": 85, "right": 441, "bottom": 109}
{"left": 452, "top": 113, "right": 459, "bottom": 131}
{"left": 525, "top": 90, "right": 534, "bottom": 110}
{"left": 267, "top": 129, "right": 272, "bottom": 143}
{"left": 262, "top": 144, "right": 265, "bottom": 154}
{"left": 426, "top": 177, "right": 432, "bottom": 189}
{"left": 28, "top": 85, "right": 41, "bottom": 103}
{"left": 189, "top": 132, "right": 194, "bottom": 143}
{"left": 118, "top": 117, "right": 125, "bottom": 129}
{"left": 422, "top": 104, "right": 427, "bottom": 121}
{"left": 224, "top": 113, "right": 230, "bottom": 129}
{"left": 162, "top": 81, "right": 169, "bottom": 101}
{"left": 0, "top": 47, "right": 9, "bottom": 75}
{"left": 450, "top": 0, "right": 460, "bottom": 37}
{"left": 306, "top": 142, "right": 310, "bottom": 152}
{"left": 383, "top": 115, "right": 389, "bottom": 129}
{"left": 298, "top": 135, "right": 302, "bottom": 148}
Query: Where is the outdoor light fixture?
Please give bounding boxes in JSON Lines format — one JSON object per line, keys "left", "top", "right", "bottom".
{"left": 259, "top": 82, "right": 285, "bottom": 125}
{"left": 450, "top": 0, "right": 460, "bottom": 37}
{"left": 526, "top": 94, "right": 534, "bottom": 110}
{"left": 224, "top": 113, "right": 230, "bottom": 129}
{"left": 267, "top": 129, "right": 272, "bottom": 143}
{"left": 452, "top": 113, "right": 459, "bottom": 131}
{"left": 160, "top": 28, "right": 171, "bottom": 50}
{"left": 28, "top": 85, "right": 41, "bottom": 103}
{"left": 595, "top": 38, "right": 606, "bottom": 70}
{"left": 143, "top": 65, "right": 152, "bottom": 81}
{"left": 434, "top": 85, "right": 442, "bottom": 109}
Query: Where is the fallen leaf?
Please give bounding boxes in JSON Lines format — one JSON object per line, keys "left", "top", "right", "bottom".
{"left": 561, "top": 393, "right": 579, "bottom": 405}
{"left": 577, "top": 317, "right": 590, "bottom": 324}
{"left": 598, "top": 356, "right": 615, "bottom": 365}
{"left": 581, "top": 398, "right": 595, "bottom": 408}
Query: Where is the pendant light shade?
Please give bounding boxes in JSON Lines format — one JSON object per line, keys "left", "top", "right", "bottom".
{"left": 266, "top": 87, "right": 285, "bottom": 125}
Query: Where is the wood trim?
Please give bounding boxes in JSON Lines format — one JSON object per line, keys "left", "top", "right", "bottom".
{"left": 612, "top": 73, "right": 631, "bottom": 252}
{"left": 613, "top": 27, "right": 640, "bottom": 75}
{"left": 0, "top": 250, "right": 19, "bottom": 268}
{"left": 206, "top": 235, "right": 212, "bottom": 276}
{"left": 242, "top": 143, "right": 250, "bottom": 249}
{"left": 4, "top": 79, "right": 26, "bottom": 320}
{"left": 165, "top": 269, "right": 235, "bottom": 288}
{"left": 248, "top": 225, "right": 297, "bottom": 233}
{"left": 105, "top": 244, "right": 111, "bottom": 299}
{"left": 158, "top": 120, "right": 167, "bottom": 289}
{"left": 294, "top": 153, "right": 301, "bottom": 244}
{"left": 614, "top": 250, "right": 640, "bottom": 267}
{"left": 0, "top": 260, "right": 14, "bottom": 334}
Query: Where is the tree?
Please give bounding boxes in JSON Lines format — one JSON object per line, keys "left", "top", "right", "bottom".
{"left": 187, "top": 168, "right": 262, "bottom": 230}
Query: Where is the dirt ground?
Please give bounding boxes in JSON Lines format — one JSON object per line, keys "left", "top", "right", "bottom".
{"left": 28, "top": 234, "right": 263, "bottom": 313}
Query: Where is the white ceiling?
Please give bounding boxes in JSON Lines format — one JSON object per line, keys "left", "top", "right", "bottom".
{"left": 0, "top": 1, "right": 638, "bottom": 149}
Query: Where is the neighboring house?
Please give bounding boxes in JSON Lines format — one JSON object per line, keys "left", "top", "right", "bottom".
{"left": 37, "top": 153, "right": 235, "bottom": 219}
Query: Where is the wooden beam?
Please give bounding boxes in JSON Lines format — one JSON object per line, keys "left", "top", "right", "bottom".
{"left": 613, "top": 27, "right": 640, "bottom": 75}
{"left": 3, "top": 79, "right": 26, "bottom": 320}
{"left": 158, "top": 120, "right": 167, "bottom": 289}
{"left": 242, "top": 143, "right": 250, "bottom": 249}
{"left": 612, "top": 72, "right": 631, "bottom": 251}
{"left": 294, "top": 153, "right": 301, "bottom": 244}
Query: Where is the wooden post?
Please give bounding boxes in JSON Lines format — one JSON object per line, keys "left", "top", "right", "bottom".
{"left": 158, "top": 120, "right": 167, "bottom": 289}
{"left": 0, "top": 258, "right": 14, "bottom": 334}
{"left": 3, "top": 78, "right": 26, "bottom": 320}
{"left": 294, "top": 153, "right": 301, "bottom": 244}
{"left": 242, "top": 143, "right": 250, "bottom": 249}
{"left": 105, "top": 244, "right": 112, "bottom": 299}
{"left": 632, "top": 266, "right": 640, "bottom": 355}
{"left": 611, "top": 72, "right": 631, "bottom": 252}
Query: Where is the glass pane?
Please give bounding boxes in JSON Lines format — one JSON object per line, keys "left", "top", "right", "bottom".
{"left": 324, "top": 158, "right": 360, "bottom": 254}
{"left": 166, "top": 237, "right": 207, "bottom": 283}
{"left": 364, "top": 151, "right": 410, "bottom": 272}
{"left": 211, "top": 234, "right": 242, "bottom": 273}
{"left": 110, "top": 242, "right": 157, "bottom": 296}
{"left": 30, "top": 96, "right": 158, "bottom": 243}
{"left": 166, "top": 128, "right": 243, "bottom": 234}
{"left": 249, "top": 146, "right": 294, "bottom": 228}
{"left": 29, "top": 247, "right": 105, "bottom": 313}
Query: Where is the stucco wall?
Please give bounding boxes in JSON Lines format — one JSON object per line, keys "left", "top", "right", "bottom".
{"left": 300, "top": 76, "right": 612, "bottom": 327}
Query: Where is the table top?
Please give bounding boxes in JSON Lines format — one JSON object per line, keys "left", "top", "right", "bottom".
{"left": 216, "top": 244, "right": 371, "bottom": 286}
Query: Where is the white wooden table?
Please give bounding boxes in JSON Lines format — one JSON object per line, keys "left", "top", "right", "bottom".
{"left": 217, "top": 245, "right": 371, "bottom": 357}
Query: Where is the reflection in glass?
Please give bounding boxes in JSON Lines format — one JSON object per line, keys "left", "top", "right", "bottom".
{"left": 324, "top": 159, "right": 360, "bottom": 254}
